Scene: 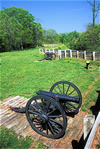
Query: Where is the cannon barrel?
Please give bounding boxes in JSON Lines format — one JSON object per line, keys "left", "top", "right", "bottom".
{"left": 36, "top": 90, "right": 79, "bottom": 103}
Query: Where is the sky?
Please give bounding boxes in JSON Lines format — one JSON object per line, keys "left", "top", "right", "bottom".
{"left": 0, "top": 0, "right": 100, "bottom": 33}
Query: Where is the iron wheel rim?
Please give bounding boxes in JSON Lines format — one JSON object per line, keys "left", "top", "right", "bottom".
{"left": 26, "top": 95, "right": 67, "bottom": 139}
{"left": 50, "top": 81, "right": 82, "bottom": 115}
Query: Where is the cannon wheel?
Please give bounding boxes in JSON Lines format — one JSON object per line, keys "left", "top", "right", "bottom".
{"left": 51, "top": 53, "right": 56, "bottom": 60}
{"left": 44, "top": 52, "right": 56, "bottom": 60}
{"left": 26, "top": 95, "right": 67, "bottom": 139}
{"left": 50, "top": 81, "right": 82, "bottom": 115}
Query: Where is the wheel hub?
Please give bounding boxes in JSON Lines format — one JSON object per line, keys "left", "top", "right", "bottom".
{"left": 40, "top": 114, "right": 48, "bottom": 124}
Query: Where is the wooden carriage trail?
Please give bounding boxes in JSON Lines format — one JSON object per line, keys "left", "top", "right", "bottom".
{"left": 0, "top": 96, "right": 89, "bottom": 149}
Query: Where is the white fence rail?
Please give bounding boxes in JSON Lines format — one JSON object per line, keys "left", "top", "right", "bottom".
{"left": 39, "top": 49, "right": 100, "bottom": 61}
{"left": 84, "top": 112, "right": 100, "bottom": 149}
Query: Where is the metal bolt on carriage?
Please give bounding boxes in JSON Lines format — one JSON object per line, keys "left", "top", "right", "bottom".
{"left": 12, "top": 81, "right": 82, "bottom": 139}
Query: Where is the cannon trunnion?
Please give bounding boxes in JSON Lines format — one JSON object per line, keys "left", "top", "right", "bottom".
{"left": 12, "top": 81, "right": 82, "bottom": 139}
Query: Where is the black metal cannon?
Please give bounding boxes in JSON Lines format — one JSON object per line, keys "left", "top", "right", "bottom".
{"left": 39, "top": 52, "right": 56, "bottom": 61}
{"left": 12, "top": 81, "right": 82, "bottom": 139}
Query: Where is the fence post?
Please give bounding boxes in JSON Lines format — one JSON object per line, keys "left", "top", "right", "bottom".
{"left": 70, "top": 50, "right": 72, "bottom": 58}
{"left": 65, "top": 50, "right": 66, "bottom": 58}
{"left": 84, "top": 112, "right": 100, "bottom": 149}
{"left": 93, "top": 52, "right": 95, "bottom": 61}
{"left": 84, "top": 115, "right": 95, "bottom": 140}
{"left": 77, "top": 51, "right": 79, "bottom": 58}
{"left": 84, "top": 51, "right": 86, "bottom": 60}
{"left": 58, "top": 50, "right": 61, "bottom": 59}
{"left": 60, "top": 50, "right": 62, "bottom": 59}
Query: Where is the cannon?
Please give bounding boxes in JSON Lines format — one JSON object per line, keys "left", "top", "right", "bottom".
{"left": 12, "top": 81, "right": 82, "bottom": 139}
{"left": 39, "top": 52, "right": 56, "bottom": 61}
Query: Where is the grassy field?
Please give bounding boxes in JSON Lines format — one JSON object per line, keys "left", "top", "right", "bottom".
{"left": 1, "top": 47, "right": 100, "bottom": 149}
{"left": 1, "top": 47, "right": 100, "bottom": 112}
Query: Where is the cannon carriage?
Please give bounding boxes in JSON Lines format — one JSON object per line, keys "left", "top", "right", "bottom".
{"left": 39, "top": 52, "right": 56, "bottom": 61}
{"left": 12, "top": 81, "right": 82, "bottom": 139}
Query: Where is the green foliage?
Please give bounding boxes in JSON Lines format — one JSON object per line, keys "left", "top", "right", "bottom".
{"left": 0, "top": 126, "right": 32, "bottom": 149}
{"left": 70, "top": 24, "right": 100, "bottom": 51}
{"left": 0, "top": 7, "right": 43, "bottom": 52}
{"left": 54, "top": 44, "right": 68, "bottom": 50}
{"left": 43, "top": 29, "right": 59, "bottom": 44}
{"left": 58, "top": 24, "right": 100, "bottom": 52}
{"left": 59, "top": 31, "right": 80, "bottom": 48}
{"left": 36, "top": 142, "right": 45, "bottom": 149}
{"left": 88, "top": 0, "right": 100, "bottom": 28}
{"left": 96, "top": 143, "right": 100, "bottom": 149}
{"left": 1, "top": 6, "right": 100, "bottom": 52}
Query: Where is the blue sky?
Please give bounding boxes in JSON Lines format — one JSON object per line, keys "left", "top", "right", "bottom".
{"left": 1, "top": 0, "right": 100, "bottom": 33}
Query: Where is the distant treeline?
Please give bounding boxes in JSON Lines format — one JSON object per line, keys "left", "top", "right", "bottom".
{"left": 0, "top": 7, "right": 100, "bottom": 52}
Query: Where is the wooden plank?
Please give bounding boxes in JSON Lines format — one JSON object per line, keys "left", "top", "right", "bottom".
{"left": 2, "top": 96, "right": 21, "bottom": 105}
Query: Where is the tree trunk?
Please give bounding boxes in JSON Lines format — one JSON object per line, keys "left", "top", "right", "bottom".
{"left": 93, "top": 0, "right": 95, "bottom": 28}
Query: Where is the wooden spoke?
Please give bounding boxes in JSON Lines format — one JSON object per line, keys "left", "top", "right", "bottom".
{"left": 49, "top": 118, "right": 63, "bottom": 127}
{"left": 63, "top": 83, "right": 64, "bottom": 94}
{"left": 28, "top": 110, "right": 40, "bottom": 115}
{"left": 67, "top": 89, "right": 75, "bottom": 96}
{"left": 66, "top": 85, "right": 70, "bottom": 95}
{"left": 57, "top": 84, "right": 62, "bottom": 94}
{"left": 50, "top": 81, "right": 82, "bottom": 115}
{"left": 48, "top": 122, "right": 55, "bottom": 135}
{"left": 26, "top": 95, "right": 67, "bottom": 139}
{"left": 54, "top": 88, "right": 59, "bottom": 93}
{"left": 49, "top": 120, "right": 61, "bottom": 132}
{"left": 30, "top": 104, "right": 41, "bottom": 114}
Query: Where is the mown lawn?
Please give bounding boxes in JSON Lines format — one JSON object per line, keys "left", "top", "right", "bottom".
{"left": 1, "top": 47, "right": 100, "bottom": 112}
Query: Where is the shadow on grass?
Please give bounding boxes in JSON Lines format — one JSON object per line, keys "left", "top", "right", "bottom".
{"left": 90, "top": 90, "right": 100, "bottom": 118}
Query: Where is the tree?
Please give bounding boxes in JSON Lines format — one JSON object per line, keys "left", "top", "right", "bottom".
{"left": 0, "top": 7, "right": 44, "bottom": 52}
{"left": 88, "top": 0, "right": 100, "bottom": 28}
{"left": 70, "top": 24, "right": 100, "bottom": 51}
{"left": 59, "top": 33, "right": 66, "bottom": 43}
{"left": 43, "top": 29, "right": 59, "bottom": 44}
{"left": 0, "top": 10, "right": 22, "bottom": 52}
{"left": 33, "top": 22, "right": 44, "bottom": 47}
{"left": 58, "top": 31, "right": 80, "bottom": 48}
{"left": 4, "top": 7, "right": 35, "bottom": 49}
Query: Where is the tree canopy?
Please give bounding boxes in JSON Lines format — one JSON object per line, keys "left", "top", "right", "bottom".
{"left": 0, "top": 6, "right": 100, "bottom": 52}
{"left": 0, "top": 7, "right": 43, "bottom": 52}
{"left": 70, "top": 24, "right": 100, "bottom": 51}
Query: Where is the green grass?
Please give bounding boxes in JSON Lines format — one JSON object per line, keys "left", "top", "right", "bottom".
{"left": 1, "top": 47, "right": 100, "bottom": 112}
{"left": 36, "top": 142, "right": 45, "bottom": 149}
{"left": 96, "top": 144, "right": 100, "bottom": 149}
{"left": 0, "top": 126, "right": 46, "bottom": 149}
{"left": 1, "top": 48, "right": 100, "bottom": 148}
{"left": 0, "top": 126, "right": 32, "bottom": 149}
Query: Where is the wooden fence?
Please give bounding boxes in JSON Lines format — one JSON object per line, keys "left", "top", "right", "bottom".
{"left": 84, "top": 112, "right": 100, "bottom": 149}
{"left": 39, "top": 49, "right": 100, "bottom": 61}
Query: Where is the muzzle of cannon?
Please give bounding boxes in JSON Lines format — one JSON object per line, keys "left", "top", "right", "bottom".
{"left": 11, "top": 80, "right": 82, "bottom": 139}
{"left": 36, "top": 90, "right": 80, "bottom": 103}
